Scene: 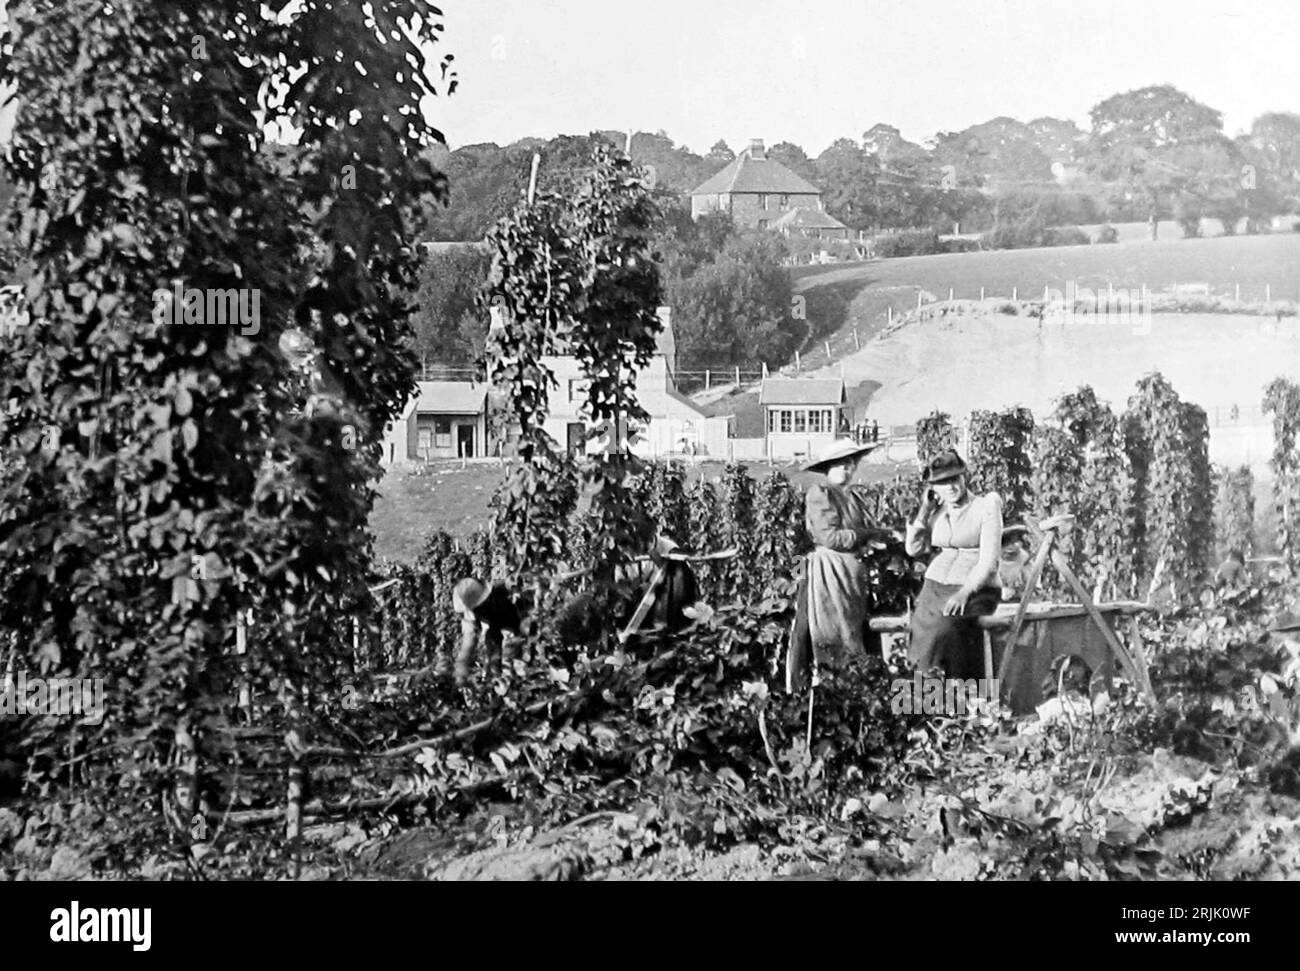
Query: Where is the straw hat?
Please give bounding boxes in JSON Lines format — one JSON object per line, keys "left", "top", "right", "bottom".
{"left": 803, "top": 438, "right": 882, "bottom": 475}
{"left": 452, "top": 577, "right": 489, "bottom": 613}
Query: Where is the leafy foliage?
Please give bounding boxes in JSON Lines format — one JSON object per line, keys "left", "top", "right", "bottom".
{"left": 967, "top": 407, "right": 1035, "bottom": 523}
{"left": 1125, "top": 373, "right": 1215, "bottom": 595}
{"left": 916, "top": 410, "right": 957, "bottom": 467}
{"left": 1264, "top": 376, "right": 1300, "bottom": 571}
{"left": 1214, "top": 465, "right": 1255, "bottom": 560}
{"left": 0, "top": 0, "right": 449, "bottom": 859}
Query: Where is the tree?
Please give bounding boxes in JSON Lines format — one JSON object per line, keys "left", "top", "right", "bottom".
{"left": 1026, "top": 117, "right": 1084, "bottom": 165}
{"left": 767, "top": 141, "right": 818, "bottom": 185}
{"left": 667, "top": 232, "right": 796, "bottom": 370}
{"left": 814, "top": 138, "right": 880, "bottom": 230}
{"left": 1083, "top": 85, "right": 1226, "bottom": 240}
{"left": 706, "top": 140, "right": 736, "bottom": 164}
{"left": 0, "top": 0, "right": 449, "bottom": 849}
{"left": 410, "top": 246, "right": 491, "bottom": 366}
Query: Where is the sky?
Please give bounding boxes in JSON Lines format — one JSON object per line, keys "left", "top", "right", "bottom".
{"left": 426, "top": 0, "right": 1300, "bottom": 154}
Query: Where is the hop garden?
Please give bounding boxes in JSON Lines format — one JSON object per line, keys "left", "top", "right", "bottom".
{"left": 3, "top": 0, "right": 1300, "bottom": 882}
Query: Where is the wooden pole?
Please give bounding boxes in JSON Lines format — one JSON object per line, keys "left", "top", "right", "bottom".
{"left": 527, "top": 153, "right": 541, "bottom": 205}
{"left": 996, "top": 529, "right": 1057, "bottom": 684}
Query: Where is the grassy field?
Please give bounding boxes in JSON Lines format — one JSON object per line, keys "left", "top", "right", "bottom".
{"left": 792, "top": 230, "right": 1300, "bottom": 303}
{"left": 369, "top": 455, "right": 914, "bottom": 564}
{"left": 705, "top": 229, "right": 1300, "bottom": 437}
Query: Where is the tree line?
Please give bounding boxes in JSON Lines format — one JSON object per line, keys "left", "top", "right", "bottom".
{"left": 417, "top": 87, "right": 1300, "bottom": 243}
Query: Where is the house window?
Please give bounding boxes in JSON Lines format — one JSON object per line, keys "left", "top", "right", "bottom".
{"left": 758, "top": 194, "right": 768, "bottom": 211}
{"left": 808, "top": 410, "right": 823, "bottom": 434}
{"left": 780, "top": 195, "right": 789, "bottom": 208}
{"left": 768, "top": 410, "right": 778, "bottom": 434}
{"left": 434, "top": 418, "right": 452, "bottom": 448}
{"left": 779, "top": 410, "right": 792, "bottom": 433}
{"left": 418, "top": 428, "right": 432, "bottom": 454}
{"left": 824, "top": 409, "right": 833, "bottom": 430}
{"left": 794, "top": 410, "right": 807, "bottom": 433}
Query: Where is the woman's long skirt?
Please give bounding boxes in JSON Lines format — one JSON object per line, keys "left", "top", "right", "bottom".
{"left": 787, "top": 548, "right": 875, "bottom": 690}
{"left": 907, "top": 579, "right": 1000, "bottom": 680}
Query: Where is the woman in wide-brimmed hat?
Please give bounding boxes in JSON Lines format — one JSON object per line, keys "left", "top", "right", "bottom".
{"left": 787, "top": 438, "right": 887, "bottom": 690}
{"left": 904, "top": 448, "right": 1004, "bottom": 679}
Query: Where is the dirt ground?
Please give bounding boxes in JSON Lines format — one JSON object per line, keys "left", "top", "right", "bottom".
{"left": 309, "top": 742, "right": 1300, "bottom": 882}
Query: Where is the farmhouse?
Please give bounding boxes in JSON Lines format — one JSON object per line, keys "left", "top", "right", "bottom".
{"left": 384, "top": 380, "right": 491, "bottom": 463}
{"left": 760, "top": 376, "right": 849, "bottom": 461}
{"left": 541, "top": 307, "right": 729, "bottom": 459}
{"left": 690, "top": 139, "right": 846, "bottom": 238}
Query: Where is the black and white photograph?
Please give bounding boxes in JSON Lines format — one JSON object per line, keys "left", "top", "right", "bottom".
{"left": 0, "top": 0, "right": 1298, "bottom": 932}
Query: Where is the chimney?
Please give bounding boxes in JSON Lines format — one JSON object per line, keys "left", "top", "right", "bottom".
{"left": 748, "top": 139, "right": 766, "bottom": 160}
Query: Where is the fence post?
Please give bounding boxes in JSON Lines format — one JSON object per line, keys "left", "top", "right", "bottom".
{"left": 887, "top": 306, "right": 893, "bottom": 326}
{"left": 735, "top": 365, "right": 740, "bottom": 386}
{"left": 795, "top": 350, "right": 800, "bottom": 371}
{"left": 853, "top": 327, "right": 860, "bottom": 349}
{"left": 948, "top": 287, "right": 954, "bottom": 301}
{"left": 1267, "top": 284, "right": 1272, "bottom": 302}
{"left": 1012, "top": 287, "right": 1017, "bottom": 301}
{"left": 1236, "top": 283, "right": 1240, "bottom": 301}
{"left": 705, "top": 369, "right": 710, "bottom": 390}
{"left": 980, "top": 287, "right": 985, "bottom": 301}
{"left": 824, "top": 340, "right": 831, "bottom": 357}
{"left": 916, "top": 291, "right": 922, "bottom": 309}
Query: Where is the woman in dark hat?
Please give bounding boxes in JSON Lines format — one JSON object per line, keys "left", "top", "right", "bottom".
{"left": 787, "top": 438, "right": 886, "bottom": 690}
{"left": 904, "top": 449, "right": 1004, "bottom": 679}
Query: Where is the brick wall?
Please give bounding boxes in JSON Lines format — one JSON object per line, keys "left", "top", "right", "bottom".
{"left": 727, "top": 191, "right": 822, "bottom": 230}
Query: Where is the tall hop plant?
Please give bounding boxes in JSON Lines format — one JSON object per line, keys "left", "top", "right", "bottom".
{"left": 916, "top": 410, "right": 957, "bottom": 466}
{"left": 1052, "top": 387, "right": 1137, "bottom": 599}
{"left": 485, "top": 141, "right": 662, "bottom": 596}
{"left": 967, "top": 407, "right": 1035, "bottom": 523}
{"left": 1124, "top": 372, "right": 1214, "bottom": 594}
{"left": 1264, "top": 376, "right": 1300, "bottom": 571}
{"left": 0, "top": 0, "right": 450, "bottom": 849}
{"left": 1214, "top": 465, "right": 1256, "bottom": 561}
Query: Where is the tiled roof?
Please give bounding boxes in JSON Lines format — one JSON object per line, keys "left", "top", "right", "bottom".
{"left": 760, "top": 378, "right": 846, "bottom": 406}
{"left": 415, "top": 381, "right": 487, "bottom": 414}
{"left": 690, "top": 150, "right": 821, "bottom": 197}
{"left": 771, "top": 207, "right": 848, "bottom": 231}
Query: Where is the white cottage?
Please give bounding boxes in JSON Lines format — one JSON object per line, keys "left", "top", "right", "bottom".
{"left": 760, "top": 377, "right": 848, "bottom": 462}
{"left": 541, "top": 308, "right": 728, "bottom": 459}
